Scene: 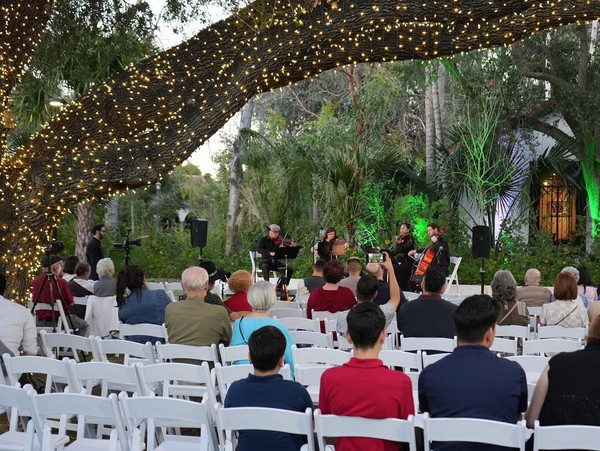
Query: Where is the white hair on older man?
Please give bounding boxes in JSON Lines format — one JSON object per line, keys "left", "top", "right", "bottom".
{"left": 96, "top": 258, "right": 115, "bottom": 278}
{"left": 247, "top": 281, "right": 277, "bottom": 312}
{"left": 181, "top": 266, "right": 209, "bottom": 293}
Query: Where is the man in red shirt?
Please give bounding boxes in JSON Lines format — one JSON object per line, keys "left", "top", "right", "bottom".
{"left": 31, "top": 255, "right": 88, "bottom": 336}
{"left": 319, "top": 302, "right": 414, "bottom": 451}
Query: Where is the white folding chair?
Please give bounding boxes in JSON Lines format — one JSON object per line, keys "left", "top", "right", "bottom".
{"left": 288, "top": 331, "right": 333, "bottom": 348}
{"left": 533, "top": 420, "right": 600, "bottom": 451}
{"left": 66, "top": 360, "right": 144, "bottom": 397}
{"left": 444, "top": 256, "right": 462, "bottom": 294}
{"left": 295, "top": 294, "right": 310, "bottom": 310}
{"left": 537, "top": 325, "right": 587, "bottom": 340}
{"left": 379, "top": 350, "right": 422, "bottom": 386}
{"left": 522, "top": 338, "right": 582, "bottom": 356}
{"left": 291, "top": 346, "right": 351, "bottom": 368}
{"left": 505, "top": 355, "right": 549, "bottom": 385}
{"left": 3, "top": 355, "right": 76, "bottom": 394}
{"left": 422, "top": 413, "right": 528, "bottom": 451}
{"left": 293, "top": 365, "right": 331, "bottom": 404}
{"left": 495, "top": 324, "right": 531, "bottom": 342}
{"left": 249, "top": 251, "right": 276, "bottom": 283}
{"left": 164, "top": 282, "right": 183, "bottom": 292}
{"left": 218, "top": 344, "right": 249, "bottom": 366}
{"left": 273, "top": 300, "right": 301, "bottom": 310}
{"left": 93, "top": 337, "right": 156, "bottom": 366}
{"left": 0, "top": 384, "right": 69, "bottom": 451}
{"left": 269, "top": 308, "right": 306, "bottom": 319}
{"left": 33, "top": 300, "right": 74, "bottom": 334}
{"left": 156, "top": 342, "right": 219, "bottom": 365}
{"left": 118, "top": 322, "right": 169, "bottom": 344}
{"left": 39, "top": 331, "right": 96, "bottom": 362}
{"left": 489, "top": 337, "right": 518, "bottom": 356}
{"left": 33, "top": 392, "right": 128, "bottom": 451}
{"left": 120, "top": 393, "right": 218, "bottom": 451}
{"left": 145, "top": 282, "right": 165, "bottom": 291}
{"left": 314, "top": 409, "right": 417, "bottom": 451}
{"left": 84, "top": 295, "right": 118, "bottom": 339}
{"left": 400, "top": 335, "right": 456, "bottom": 353}
{"left": 527, "top": 306, "right": 543, "bottom": 334}
{"left": 386, "top": 320, "right": 400, "bottom": 350}
{"left": 214, "top": 363, "right": 291, "bottom": 402}
{"left": 422, "top": 352, "right": 451, "bottom": 368}
{"left": 214, "top": 403, "right": 314, "bottom": 451}
{"left": 277, "top": 317, "right": 320, "bottom": 332}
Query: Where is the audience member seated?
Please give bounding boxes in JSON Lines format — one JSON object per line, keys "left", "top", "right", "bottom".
{"left": 337, "top": 252, "right": 400, "bottom": 337}
{"left": 165, "top": 266, "right": 231, "bottom": 350}
{"left": 516, "top": 268, "right": 552, "bottom": 307}
{"left": 230, "top": 281, "right": 296, "bottom": 370}
{"left": 117, "top": 265, "right": 171, "bottom": 343}
{"left": 297, "top": 258, "right": 326, "bottom": 296}
{"left": 577, "top": 265, "right": 597, "bottom": 306}
{"left": 540, "top": 272, "right": 589, "bottom": 328}
{"left": 320, "top": 302, "right": 414, "bottom": 451}
{"left": 419, "top": 294, "right": 527, "bottom": 451}
{"left": 366, "top": 259, "right": 408, "bottom": 307}
{"left": 559, "top": 266, "right": 588, "bottom": 308}
{"left": 590, "top": 302, "right": 600, "bottom": 324}
{"left": 492, "top": 269, "right": 529, "bottom": 327}
{"left": 31, "top": 255, "right": 88, "bottom": 337}
{"left": 61, "top": 255, "right": 79, "bottom": 282}
{"left": 526, "top": 315, "right": 600, "bottom": 428}
{"left": 0, "top": 273, "right": 38, "bottom": 357}
{"left": 68, "top": 262, "right": 96, "bottom": 297}
{"left": 93, "top": 258, "right": 117, "bottom": 297}
{"left": 224, "top": 326, "right": 312, "bottom": 451}
{"left": 396, "top": 267, "right": 456, "bottom": 338}
{"left": 224, "top": 270, "right": 253, "bottom": 313}
{"left": 337, "top": 257, "right": 362, "bottom": 297}
{"left": 306, "top": 260, "right": 356, "bottom": 320}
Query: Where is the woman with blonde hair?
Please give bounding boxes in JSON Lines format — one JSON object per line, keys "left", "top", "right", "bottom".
{"left": 224, "top": 270, "right": 253, "bottom": 312}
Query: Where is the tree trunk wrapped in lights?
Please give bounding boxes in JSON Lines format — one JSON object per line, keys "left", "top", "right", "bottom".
{"left": 1, "top": 0, "right": 600, "bottom": 297}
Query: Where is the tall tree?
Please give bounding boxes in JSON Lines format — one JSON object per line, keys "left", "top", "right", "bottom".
{"left": 2, "top": 0, "right": 600, "bottom": 296}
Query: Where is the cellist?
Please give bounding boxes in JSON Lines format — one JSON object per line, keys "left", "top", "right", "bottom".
{"left": 408, "top": 223, "right": 451, "bottom": 277}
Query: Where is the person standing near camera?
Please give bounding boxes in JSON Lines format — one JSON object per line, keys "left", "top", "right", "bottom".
{"left": 86, "top": 224, "right": 105, "bottom": 280}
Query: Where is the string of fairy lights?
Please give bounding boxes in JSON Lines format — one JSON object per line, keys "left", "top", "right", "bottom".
{"left": 1, "top": 0, "right": 599, "bottom": 298}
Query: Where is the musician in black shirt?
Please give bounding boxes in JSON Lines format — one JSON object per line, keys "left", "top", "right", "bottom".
{"left": 257, "top": 224, "right": 294, "bottom": 287}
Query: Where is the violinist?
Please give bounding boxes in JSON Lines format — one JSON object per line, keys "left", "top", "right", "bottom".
{"left": 257, "top": 224, "right": 294, "bottom": 288}
{"left": 391, "top": 222, "right": 415, "bottom": 291}
{"left": 408, "top": 222, "right": 450, "bottom": 277}
{"left": 315, "top": 227, "right": 347, "bottom": 261}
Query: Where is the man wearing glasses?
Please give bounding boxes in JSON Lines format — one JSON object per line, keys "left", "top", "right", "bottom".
{"left": 86, "top": 224, "right": 105, "bottom": 280}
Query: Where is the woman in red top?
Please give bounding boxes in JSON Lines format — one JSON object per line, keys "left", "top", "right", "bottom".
{"left": 307, "top": 260, "right": 356, "bottom": 319}
{"left": 224, "top": 270, "right": 253, "bottom": 312}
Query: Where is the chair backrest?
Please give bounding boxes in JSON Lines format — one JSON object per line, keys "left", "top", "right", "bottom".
{"left": 533, "top": 421, "right": 600, "bottom": 451}
{"left": 288, "top": 331, "right": 334, "bottom": 348}
{"left": 164, "top": 281, "right": 183, "bottom": 291}
{"left": 218, "top": 344, "right": 249, "bottom": 366}
{"left": 3, "top": 355, "right": 75, "bottom": 394}
{"left": 537, "top": 325, "right": 587, "bottom": 340}
{"left": 84, "top": 295, "right": 119, "bottom": 339}
{"left": 522, "top": 338, "right": 582, "bottom": 356}
{"left": 277, "top": 317, "right": 320, "bottom": 332}
{"left": 33, "top": 298, "right": 73, "bottom": 334}
{"left": 94, "top": 336, "right": 156, "bottom": 365}
{"left": 39, "top": 330, "right": 95, "bottom": 362}
{"left": 214, "top": 403, "right": 314, "bottom": 451}
{"left": 505, "top": 355, "right": 549, "bottom": 374}
{"left": 118, "top": 321, "right": 168, "bottom": 343}
{"left": 269, "top": 308, "right": 306, "bottom": 319}
{"left": 295, "top": 294, "right": 310, "bottom": 309}
{"left": 400, "top": 335, "right": 456, "bottom": 353}
{"left": 293, "top": 364, "right": 332, "bottom": 388}
{"left": 291, "top": 345, "right": 351, "bottom": 366}
{"left": 495, "top": 324, "right": 531, "bottom": 340}
{"left": 0, "top": 384, "right": 46, "bottom": 449}
{"left": 67, "top": 359, "right": 143, "bottom": 396}
{"left": 379, "top": 350, "right": 423, "bottom": 373}
{"left": 444, "top": 256, "right": 462, "bottom": 294}
{"left": 422, "top": 352, "right": 451, "bottom": 368}
{"left": 314, "top": 409, "right": 416, "bottom": 451}
{"left": 33, "top": 392, "right": 128, "bottom": 449}
{"left": 273, "top": 300, "right": 301, "bottom": 310}
{"left": 489, "top": 337, "right": 518, "bottom": 356}
{"left": 422, "top": 414, "right": 527, "bottom": 451}
{"left": 136, "top": 362, "right": 216, "bottom": 406}
{"left": 156, "top": 342, "right": 219, "bottom": 364}
{"left": 120, "top": 393, "right": 218, "bottom": 451}
{"left": 313, "top": 310, "right": 344, "bottom": 322}
{"left": 145, "top": 282, "right": 165, "bottom": 290}
{"left": 214, "top": 363, "right": 291, "bottom": 401}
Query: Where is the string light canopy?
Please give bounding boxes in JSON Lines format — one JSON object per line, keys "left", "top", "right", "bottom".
{"left": 1, "top": 0, "right": 600, "bottom": 298}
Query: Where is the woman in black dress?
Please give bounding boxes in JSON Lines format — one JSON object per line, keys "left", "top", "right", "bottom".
{"left": 391, "top": 222, "right": 414, "bottom": 291}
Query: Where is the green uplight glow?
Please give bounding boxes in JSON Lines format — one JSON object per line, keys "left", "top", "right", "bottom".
{"left": 581, "top": 139, "right": 600, "bottom": 238}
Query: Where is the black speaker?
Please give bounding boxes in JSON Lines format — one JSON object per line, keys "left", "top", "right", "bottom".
{"left": 191, "top": 219, "right": 208, "bottom": 248}
{"left": 472, "top": 225, "right": 491, "bottom": 259}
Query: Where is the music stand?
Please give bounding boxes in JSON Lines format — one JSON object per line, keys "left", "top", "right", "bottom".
{"left": 274, "top": 246, "right": 302, "bottom": 297}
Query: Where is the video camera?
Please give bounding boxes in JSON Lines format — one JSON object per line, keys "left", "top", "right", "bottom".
{"left": 43, "top": 227, "right": 64, "bottom": 255}
{"left": 113, "top": 229, "right": 143, "bottom": 252}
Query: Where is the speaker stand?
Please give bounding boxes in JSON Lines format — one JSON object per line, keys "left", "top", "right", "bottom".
{"left": 198, "top": 246, "right": 204, "bottom": 265}
{"left": 479, "top": 258, "right": 486, "bottom": 295}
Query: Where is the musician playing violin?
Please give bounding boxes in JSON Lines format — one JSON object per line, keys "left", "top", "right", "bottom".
{"left": 315, "top": 227, "right": 348, "bottom": 261}
{"left": 391, "top": 222, "right": 415, "bottom": 291}
{"left": 408, "top": 222, "right": 450, "bottom": 277}
{"left": 257, "top": 224, "right": 294, "bottom": 288}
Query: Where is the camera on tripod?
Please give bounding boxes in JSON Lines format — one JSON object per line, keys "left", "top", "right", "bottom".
{"left": 43, "top": 227, "right": 64, "bottom": 255}
{"left": 113, "top": 229, "right": 143, "bottom": 252}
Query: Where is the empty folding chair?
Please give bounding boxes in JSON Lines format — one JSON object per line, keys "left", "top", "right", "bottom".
{"left": 495, "top": 324, "right": 531, "bottom": 342}
{"left": 120, "top": 393, "right": 218, "bottom": 451}
{"left": 273, "top": 300, "right": 301, "bottom": 310}
{"left": 269, "top": 308, "right": 306, "bottom": 319}
{"left": 93, "top": 336, "right": 156, "bottom": 366}
{"left": 422, "top": 413, "right": 528, "bottom": 451}
{"left": 422, "top": 352, "right": 451, "bottom": 368}
{"left": 67, "top": 360, "right": 144, "bottom": 397}
{"left": 118, "top": 322, "right": 168, "bottom": 344}
{"left": 214, "top": 363, "right": 291, "bottom": 402}
{"left": 3, "top": 355, "right": 76, "bottom": 394}
{"left": 291, "top": 346, "right": 351, "bottom": 368}
{"left": 490, "top": 337, "right": 518, "bottom": 356}
{"left": 533, "top": 421, "right": 600, "bottom": 451}
{"left": 39, "top": 331, "right": 95, "bottom": 362}
{"left": 218, "top": 344, "right": 249, "bottom": 366}
{"left": 214, "top": 403, "right": 314, "bottom": 451}
{"left": 522, "top": 339, "right": 582, "bottom": 357}
{"left": 294, "top": 364, "right": 331, "bottom": 404}
{"left": 505, "top": 355, "right": 549, "bottom": 385}
{"left": 314, "top": 409, "right": 417, "bottom": 451}
{"left": 537, "top": 325, "right": 587, "bottom": 340}
{"left": 32, "top": 392, "right": 128, "bottom": 451}
{"left": 156, "top": 342, "right": 219, "bottom": 365}
{"left": 276, "top": 318, "right": 319, "bottom": 332}
{"left": 379, "top": 350, "right": 423, "bottom": 386}
{"left": 288, "top": 331, "right": 333, "bottom": 348}
{"left": 400, "top": 336, "right": 456, "bottom": 354}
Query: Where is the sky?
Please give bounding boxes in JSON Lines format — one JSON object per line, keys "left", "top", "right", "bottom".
{"left": 146, "top": 0, "right": 238, "bottom": 175}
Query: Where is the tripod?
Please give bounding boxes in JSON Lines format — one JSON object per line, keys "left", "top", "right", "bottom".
{"left": 31, "top": 271, "right": 77, "bottom": 334}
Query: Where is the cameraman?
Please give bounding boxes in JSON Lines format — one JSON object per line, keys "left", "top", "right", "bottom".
{"left": 86, "top": 224, "right": 105, "bottom": 280}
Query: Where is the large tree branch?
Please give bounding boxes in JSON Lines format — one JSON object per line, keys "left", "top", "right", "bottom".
{"left": 520, "top": 69, "right": 580, "bottom": 92}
